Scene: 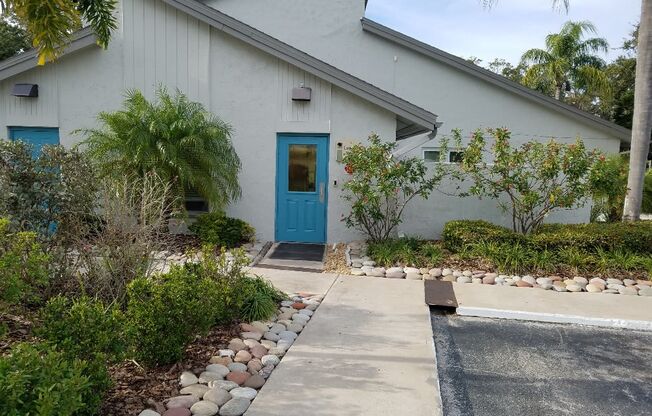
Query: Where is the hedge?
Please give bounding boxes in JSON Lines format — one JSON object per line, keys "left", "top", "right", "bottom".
{"left": 443, "top": 219, "right": 652, "bottom": 255}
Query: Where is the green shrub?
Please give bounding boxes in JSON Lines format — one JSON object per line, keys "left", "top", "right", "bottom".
{"left": 0, "top": 342, "right": 109, "bottom": 416}
{"left": 442, "top": 220, "right": 525, "bottom": 252}
{"left": 643, "top": 170, "right": 652, "bottom": 214}
{"left": 470, "top": 241, "right": 532, "bottom": 274}
{"left": 532, "top": 222, "right": 652, "bottom": 254}
{"left": 238, "top": 276, "right": 286, "bottom": 322}
{"left": 189, "top": 212, "right": 255, "bottom": 248}
{"left": 126, "top": 266, "right": 221, "bottom": 366}
{"left": 0, "top": 218, "right": 49, "bottom": 306}
{"left": 37, "top": 296, "right": 128, "bottom": 362}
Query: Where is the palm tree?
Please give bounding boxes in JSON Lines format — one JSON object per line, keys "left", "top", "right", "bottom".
{"left": 79, "top": 87, "right": 242, "bottom": 211}
{"left": 520, "top": 21, "right": 610, "bottom": 103}
{"left": 623, "top": 0, "right": 651, "bottom": 221}
{"left": 0, "top": 0, "right": 117, "bottom": 64}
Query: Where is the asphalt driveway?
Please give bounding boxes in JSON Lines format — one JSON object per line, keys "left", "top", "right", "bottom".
{"left": 431, "top": 310, "right": 652, "bottom": 416}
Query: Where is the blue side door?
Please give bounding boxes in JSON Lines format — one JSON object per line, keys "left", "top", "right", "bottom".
{"left": 275, "top": 135, "right": 328, "bottom": 243}
{"left": 8, "top": 127, "right": 60, "bottom": 157}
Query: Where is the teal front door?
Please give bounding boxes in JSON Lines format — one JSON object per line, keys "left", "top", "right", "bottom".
{"left": 8, "top": 127, "right": 60, "bottom": 157}
{"left": 275, "top": 135, "right": 328, "bottom": 243}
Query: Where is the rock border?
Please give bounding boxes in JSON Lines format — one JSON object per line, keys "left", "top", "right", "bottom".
{"left": 138, "top": 293, "right": 322, "bottom": 416}
{"left": 151, "top": 242, "right": 267, "bottom": 274}
{"left": 347, "top": 241, "right": 652, "bottom": 297}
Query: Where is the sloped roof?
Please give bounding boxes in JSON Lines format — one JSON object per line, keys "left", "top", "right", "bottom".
{"left": 160, "top": 0, "right": 438, "bottom": 131}
{"left": 361, "top": 18, "right": 631, "bottom": 141}
{"left": 0, "top": 28, "right": 97, "bottom": 82}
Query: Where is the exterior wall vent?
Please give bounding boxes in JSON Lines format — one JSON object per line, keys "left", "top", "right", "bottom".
{"left": 292, "top": 86, "right": 312, "bottom": 101}
{"left": 11, "top": 83, "right": 38, "bottom": 98}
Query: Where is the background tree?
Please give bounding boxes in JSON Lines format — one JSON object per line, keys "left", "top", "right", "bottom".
{"left": 0, "top": 0, "right": 117, "bottom": 64}
{"left": 0, "top": 16, "right": 30, "bottom": 60}
{"left": 520, "top": 20, "right": 610, "bottom": 106}
{"left": 79, "top": 87, "right": 242, "bottom": 211}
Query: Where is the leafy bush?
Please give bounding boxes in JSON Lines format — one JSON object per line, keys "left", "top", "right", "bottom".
{"left": 442, "top": 220, "right": 525, "bottom": 252}
{"left": 459, "top": 128, "right": 600, "bottom": 234}
{"left": 589, "top": 154, "right": 628, "bottom": 222}
{"left": 79, "top": 86, "right": 241, "bottom": 211}
{"left": 0, "top": 140, "right": 97, "bottom": 242}
{"left": 37, "top": 296, "right": 128, "bottom": 362}
{"left": 531, "top": 222, "right": 652, "bottom": 254}
{"left": 0, "top": 218, "right": 49, "bottom": 306}
{"left": 0, "top": 342, "right": 108, "bottom": 416}
{"left": 189, "top": 212, "right": 255, "bottom": 248}
{"left": 126, "top": 266, "right": 221, "bottom": 366}
{"left": 643, "top": 170, "right": 652, "bottom": 214}
{"left": 341, "top": 133, "right": 447, "bottom": 242}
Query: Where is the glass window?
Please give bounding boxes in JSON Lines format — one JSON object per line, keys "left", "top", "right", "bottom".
{"left": 423, "top": 150, "right": 441, "bottom": 162}
{"left": 448, "top": 151, "right": 464, "bottom": 163}
{"left": 288, "top": 144, "right": 317, "bottom": 192}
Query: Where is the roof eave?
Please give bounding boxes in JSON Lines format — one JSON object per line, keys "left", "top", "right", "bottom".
{"left": 361, "top": 18, "right": 632, "bottom": 142}
{"left": 0, "top": 27, "right": 97, "bottom": 82}
{"left": 160, "top": 0, "right": 438, "bottom": 131}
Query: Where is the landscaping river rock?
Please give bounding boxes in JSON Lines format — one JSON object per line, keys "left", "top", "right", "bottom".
{"left": 347, "top": 241, "right": 652, "bottom": 296}
{"left": 138, "top": 292, "right": 322, "bottom": 416}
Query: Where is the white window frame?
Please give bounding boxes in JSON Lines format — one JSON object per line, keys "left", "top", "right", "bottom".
{"left": 422, "top": 148, "right": 464, "bottom": 164}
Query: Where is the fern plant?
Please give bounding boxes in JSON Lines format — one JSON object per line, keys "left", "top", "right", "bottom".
{"left": 78, "top": 86, "right": 241, "bottom": 211}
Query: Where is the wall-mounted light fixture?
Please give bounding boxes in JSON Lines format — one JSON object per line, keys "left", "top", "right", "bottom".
{"left": 11, "top": 83, "right": 38, "bottom": 98}
{"left": 292, "top": 86, "right": 311, "bottom": 101}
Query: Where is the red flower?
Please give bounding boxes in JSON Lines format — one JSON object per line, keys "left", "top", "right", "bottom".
{"left": 345, "top": 164, "right": 354, "bottom": 175}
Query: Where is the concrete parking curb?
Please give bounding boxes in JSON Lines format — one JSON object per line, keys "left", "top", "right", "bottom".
{"left": 457, "top": 306, "right": 652, "bottom": 332}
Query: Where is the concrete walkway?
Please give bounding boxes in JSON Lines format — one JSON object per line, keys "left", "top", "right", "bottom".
{"left": 246, "top": 271, "right": 442, "bottom": 416}
{"left": 453, "top": 282, "right": 652, "bottom": 331}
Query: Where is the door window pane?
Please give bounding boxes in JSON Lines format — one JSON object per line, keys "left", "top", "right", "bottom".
{"left": 288, "top": 144, "right": 317, "bottom": 192}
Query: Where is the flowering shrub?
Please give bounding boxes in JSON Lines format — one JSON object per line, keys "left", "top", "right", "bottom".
{"left": 341, "top": 133, "right": 447, "bottom": 242}
{"left": 460, "top": 128, "right": 601, "bottom": 234}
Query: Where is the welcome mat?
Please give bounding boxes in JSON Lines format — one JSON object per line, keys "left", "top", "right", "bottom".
{"left": 268, "top": 243, "right": 325, "bottom": 262}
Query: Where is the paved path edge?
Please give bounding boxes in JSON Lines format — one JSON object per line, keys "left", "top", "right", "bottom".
{"left": 457, "top": 306, "right": 652, "bottom": 331}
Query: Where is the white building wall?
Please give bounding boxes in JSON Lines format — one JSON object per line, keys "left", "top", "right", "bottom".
{"left": 0, "top": 0, "right": 397, "bottom": 243}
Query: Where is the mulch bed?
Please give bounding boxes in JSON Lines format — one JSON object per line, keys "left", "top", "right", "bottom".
{"left": 323, "top": 243, "right": 349, "bottom": 274}
{"left": 100, "top": 323, "right": 240, "bottom": 416}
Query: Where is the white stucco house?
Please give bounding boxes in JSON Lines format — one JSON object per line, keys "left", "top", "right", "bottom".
{"left": 0, "top": 0, "right": 631, "bottom": 243}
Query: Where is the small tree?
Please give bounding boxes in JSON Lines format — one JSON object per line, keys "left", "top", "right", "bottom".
{"left": 589, "top": 154, "right": 629, "bottom": 222}
{"left": 79, "top": 86, "right": 241, "bottom": 211}
{"left": 341, "top": 133, "right": 446, "bottom": 242}
{"left": 460, "top": 128, "right": 600, "bottom": 234}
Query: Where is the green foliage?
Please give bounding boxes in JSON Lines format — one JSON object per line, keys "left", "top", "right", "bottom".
{"left": 589, "top": 154, "right": 629, "bottom": 222}
{"left": 79, "top": 87, "right": 241, "bottom": 211}
{"left": 1, "top": 0, "right": 117, "bottom": 64}
{"left": 0, "top": 140, "right": 97, "bottom": 243}
{"left": 460, "top": 128, "right": 600, "bottom": 234}
{"left": 442, "top": 219, "right": 525, "bottom": 252}
{"left": 189, "top": 212, "right": 255, "bottom": 248}
{"left": 126, "top": 266, "right": 221, "bottom": 366}
{"left": 0, "top": 18, "right": 31, "bottom": 60}
{"left": 443, "top": 219, "right": 652, "bottom": 276}
{"left": 238, "top": 276, "right": 286, "bottom": 322}
{"left": 0, "top": 342, "right": 108, "bottom": 416}
{"left": 367, "top": 237, "right": 444, "bottom": 267}
{"left": 0, "top": 218, "right": 49, "bottom": 306}
{"left": 643, "top": 170, "right": 652, "bottom": 214}
{"left": 341, "top": 133, "right": 447, "bottom": 242}
{"left": 520, "top": 20, "right": 610, "bottom": 106}
{"left": 37, "top": 296, "right": 128, "bottom": 362}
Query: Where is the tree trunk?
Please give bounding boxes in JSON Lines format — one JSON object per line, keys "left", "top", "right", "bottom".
{"left": 554, "top": 85, "right": 562, "bottom": 100}
{"left": 623, "top": 0, "right": 652, "bottom": 221}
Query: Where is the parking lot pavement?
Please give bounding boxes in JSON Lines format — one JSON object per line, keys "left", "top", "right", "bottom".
{"left": 431, "top": 310, "right": 652, "bottom": 416}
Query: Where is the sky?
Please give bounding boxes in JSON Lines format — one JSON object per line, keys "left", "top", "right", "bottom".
{"left": 365, "top": 0, "right": 642, "bottom": 67}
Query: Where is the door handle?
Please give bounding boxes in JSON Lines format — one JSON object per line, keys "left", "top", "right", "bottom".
{"left": 319, "top": 182, "right": 325, "bottom": 203}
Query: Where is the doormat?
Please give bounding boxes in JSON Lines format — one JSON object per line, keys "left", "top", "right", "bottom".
{"left": 269, "top": 243, "right": 325, "bottom": 262}
{"left": 424, "top": 280, "right": 458, "bottom": 308}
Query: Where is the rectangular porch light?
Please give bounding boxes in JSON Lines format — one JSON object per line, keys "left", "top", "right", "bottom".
{"left": 11, "top": 83, "right": 38, "bottom": 98}
{"left": 292, "top": 86, "right": 311, "bottom": 101}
